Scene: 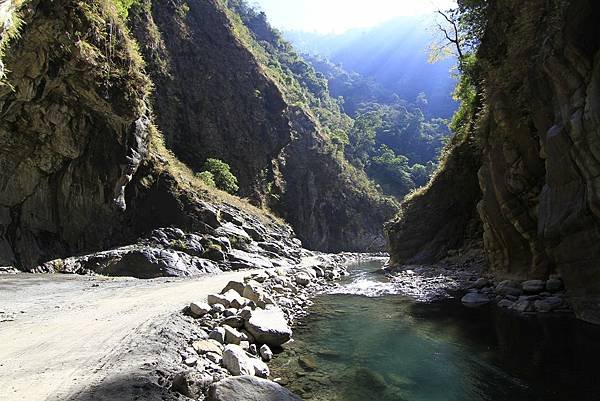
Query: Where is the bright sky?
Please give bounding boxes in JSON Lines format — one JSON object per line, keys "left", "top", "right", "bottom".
{"left": 253, "top": 0, "right": 457, "bottom": 34}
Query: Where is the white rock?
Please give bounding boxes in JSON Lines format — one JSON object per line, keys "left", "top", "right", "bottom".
{"left": 259, "top": 344, "right": 273, "bottom": 362}
{"left": 222, "top": 345, "right": 254, "bottom": 376}
{"left": 244, "top": 306, "right": 292, "bottom": 347}
{"left": 208, "top": 376, "right": 302, "bottom": 401}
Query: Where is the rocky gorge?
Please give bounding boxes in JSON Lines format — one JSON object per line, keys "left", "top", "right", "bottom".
{"left": 1, "top": 0, "right": 600, "bottom": 400}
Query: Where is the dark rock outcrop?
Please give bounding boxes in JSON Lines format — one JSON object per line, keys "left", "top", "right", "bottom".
{"left": 385, "top": 136, "right": 482, "bottom": 266}
{"left": 0, "top": 0, "right": 151, "bottom": 268}
{"left": 476, "top": 0, "right": 600, "bottom": 322}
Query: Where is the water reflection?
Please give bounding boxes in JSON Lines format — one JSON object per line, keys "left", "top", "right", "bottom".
{"left": 271, "top": 261, "right": 600, "bottom": 401}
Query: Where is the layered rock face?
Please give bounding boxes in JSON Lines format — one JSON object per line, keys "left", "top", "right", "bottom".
{"left": 387, "top": 0, "right": 600, "bottom": 323}
{"left": 477, "top": 0, "right": 600, "bottom": 322}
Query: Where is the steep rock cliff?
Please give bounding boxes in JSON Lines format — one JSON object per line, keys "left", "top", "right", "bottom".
{"left": 0, "top": 0, "right": 296, "bottom": 269}
{"left": 0, "top": 0, "right": 152, "bottom": 267}
{"left": 385, "top": 136, "right": 482, "bottom": 266}
{"left": 477, "top": 0, "right": 600, "bottom": 322}
{"left": 129, "top": 0, "right": 397, "bottom": 252}
{"left": 0, "top": 0, "right": 395, "bottom": 269}
{"left": 386, "top": 0, "right": 600, "bottom": 323}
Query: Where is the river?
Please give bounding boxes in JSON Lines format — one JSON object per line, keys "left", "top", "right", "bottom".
{"left": 270, "top": 259, "right": 600, "bottom": 401}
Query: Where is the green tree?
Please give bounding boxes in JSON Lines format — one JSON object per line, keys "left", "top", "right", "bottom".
{"left": 202, "top": 159, "right": 239, "bottom": 194}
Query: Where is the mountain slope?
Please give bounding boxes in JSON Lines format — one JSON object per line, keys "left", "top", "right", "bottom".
{"left": 286, "top": 16, "right": 458, "bottom": 119}
{"left": 129, "top": 0, "right": 398, "bottom": 252}
{"left": 0, "top": 0, "right": 396, "bottom": 270}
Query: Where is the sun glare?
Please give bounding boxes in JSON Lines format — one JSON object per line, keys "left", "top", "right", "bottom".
{"left": 255, "top": 0, "right": 457, "bottom": 33}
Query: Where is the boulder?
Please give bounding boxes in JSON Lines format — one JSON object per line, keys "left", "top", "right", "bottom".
{"left": 208, "top": 290, "right": 245, "bottom": 309}
{"left": 259, "top": 344, "right": 273, "bottom": 361}
{"left": 251, "top": 357, "right": 270, "bottom": 378}
{"left": 221, "top": 280, "right": 245, "bottom": 297}
{"left": 222, "top": 345, "right": 254, "bottom": 376}
{"left": 534, "top": 297, "right": 563, "bottom": 312}
{"left": 189, "top": 301, "right": 211, "bottom": 318}
{"left": 208, "top": 293, "right": 229, "bottom": 307}
{"left": 223, "top": 325, "right": 246, "bottom": 345}
{"left": 209, "top": 327, "right": 226, "bottom": 344}
{"left": 497, "top": 299, "right": 514, "bottom": 308}
{"left": 193, "top": 339, "right": 224, "bottom": 355}
{"left": 470, "top": 278, "right": 490, "bottom": 289}
{"left": 208, "top": 376, "right": 302, "bottom": 401}
{"left": 222, "top": 315, "right": 244, "bottom": 329}
{"left": 244, "top": 307, "right": 292, "bottom": 346}
{"left": 461, "top": 292, "right": 491, "bottom": 306}
{"left": 295, "top": 273, "right": 311, "bottom": 286}
{"left": 546, "top": 278, "right": 563, "bottom": 292}
{"left": 495, "top": 280, "right": 522, "bottom": 296}
{"left": 522, "top": 280, "right": 545, "bottom": 294}
{"left": 242, "top": 281, "right": 265, "bottom": 303}
{"left": 512, "top": 299, "right": 534, "bottom": 313}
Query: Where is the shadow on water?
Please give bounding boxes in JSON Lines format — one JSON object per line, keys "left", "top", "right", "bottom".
{"left": 271, "top": 260, "right": 600, "bottom": 401}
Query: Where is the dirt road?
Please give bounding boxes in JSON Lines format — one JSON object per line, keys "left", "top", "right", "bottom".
{"left": 0, "top": 271, "right": 257, "bottom": 401}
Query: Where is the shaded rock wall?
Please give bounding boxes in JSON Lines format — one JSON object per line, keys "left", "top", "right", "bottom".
{"left": 0, "top": 0, "right": 151, "bottom": 267}
{"left": 477, "top": 0, "right": 600, "bottom": 322}
{"left": 386, "top": 0, "right": 600, "bottom": 323}
{"left": 385, "top": 137, "right": 482, "bottom": 266}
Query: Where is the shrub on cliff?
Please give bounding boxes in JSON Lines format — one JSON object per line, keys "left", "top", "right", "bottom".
{"left": 201, "top": 159, "right": 239, "bottom": 194}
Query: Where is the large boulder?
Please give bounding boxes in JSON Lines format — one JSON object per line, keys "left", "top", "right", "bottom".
{"left": 208, "top": 289, "right": 246, "bottom": 308}
{"left": 208, "top": 376, "right": 302, "bottom": 401}
{"left": 222, "top": 345, "right": 254, "bottom": 376}
{"left": 244, "top": 306, "right": 292, "bottom": 347}
{"left": 461, "top": 292, "right": 491, "bottom": 306}
{"left": 221, "top": 280, "right": 245, "bottom": 297}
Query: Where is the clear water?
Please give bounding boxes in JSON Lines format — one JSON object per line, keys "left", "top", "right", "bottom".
{"left": 271, "top": 260, "right": 600, "bottom": 401}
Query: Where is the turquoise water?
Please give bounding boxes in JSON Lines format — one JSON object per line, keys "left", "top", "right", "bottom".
{"left": 271, "top": 260, "right": 600, "bottom": 401}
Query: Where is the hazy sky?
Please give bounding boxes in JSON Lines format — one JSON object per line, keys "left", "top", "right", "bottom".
{"left": 253, "top": 0, "right": 457, "bottom": 33}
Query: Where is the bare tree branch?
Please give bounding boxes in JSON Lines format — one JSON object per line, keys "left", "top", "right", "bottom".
{"left": 436, "top": 10, "right": 464, "bottom": 63}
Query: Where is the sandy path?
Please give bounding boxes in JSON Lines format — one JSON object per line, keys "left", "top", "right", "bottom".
{"left": 0, "top": 271, "right": 257, "bottom": 401}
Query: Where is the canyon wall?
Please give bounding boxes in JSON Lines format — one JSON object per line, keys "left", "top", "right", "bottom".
{"left": 386, "top": 0, "right": 600, "bottom": 323}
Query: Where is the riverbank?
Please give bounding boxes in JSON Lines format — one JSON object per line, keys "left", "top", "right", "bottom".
{"left": 169, "top": 253, "right": 382, "bottom": 400}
